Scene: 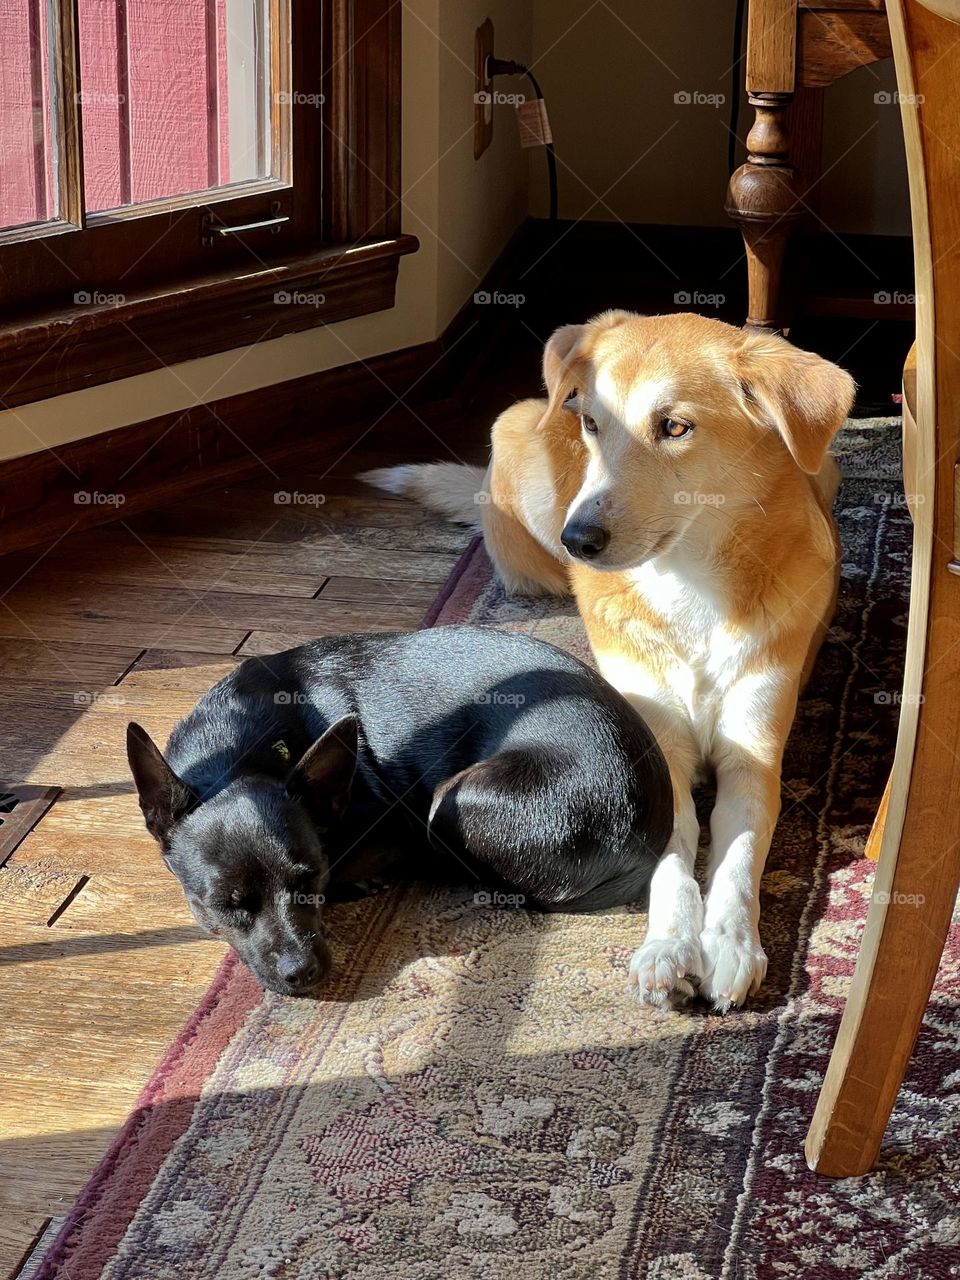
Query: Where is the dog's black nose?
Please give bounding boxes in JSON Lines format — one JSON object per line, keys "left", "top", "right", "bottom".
{"left": 278, "top": 954, "right": 320, "bottom": 990}
{"left": 560, "top": 520, "right": 610, "bottom": 560}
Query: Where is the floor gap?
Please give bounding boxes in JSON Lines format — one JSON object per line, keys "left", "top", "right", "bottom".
{"left": 114, "top": 647, "right": 148, "bottom": 685}
{"left": 46, "top": 874, "right": 90, "bottom": 928}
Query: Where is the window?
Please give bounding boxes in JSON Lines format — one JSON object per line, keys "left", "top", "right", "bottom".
{"left": 0, "top": 0, "right": 413, "bottom": 408}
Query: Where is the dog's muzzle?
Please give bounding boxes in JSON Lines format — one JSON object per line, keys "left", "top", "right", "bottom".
{"left": 560, "top": 519, "right": 610, "bottom": 561}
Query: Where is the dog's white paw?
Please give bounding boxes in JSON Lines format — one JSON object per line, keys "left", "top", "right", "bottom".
{"left": 629, "top": 935, "right": 703, "bottom": 1007}
{"left": 698, "top": 923, "right": 767, "bottom": 1012}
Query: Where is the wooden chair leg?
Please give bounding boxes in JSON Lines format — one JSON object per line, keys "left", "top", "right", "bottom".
{"left": 864, "top": 774, "right": 889, "bottom": 862}
{"left": 807, "top": 0, "right": 960, "bottom": 1180}
{"left": 806, "top": 574, "right": 960, "bottom": 1174}
{"left": 805, "top": 777, "right": 960, "bottom": 1174}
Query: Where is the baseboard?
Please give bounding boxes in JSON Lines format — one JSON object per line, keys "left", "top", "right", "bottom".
{"left": 0, "top": 342, "right": 445, "bottom": 557}
{"left": 0, "top": 221, "right": 542, "bottom": 558}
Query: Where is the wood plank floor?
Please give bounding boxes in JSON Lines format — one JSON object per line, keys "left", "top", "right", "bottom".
{"left": 0, "top": 408, "right": 490, "bottom": 1278}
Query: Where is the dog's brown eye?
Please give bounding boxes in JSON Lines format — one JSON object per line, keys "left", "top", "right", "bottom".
{"left": 581, "top": 414, "right": 599, "bottom": 436}
{"left": 661, "top": 417, "right": 692, "bottom": 440}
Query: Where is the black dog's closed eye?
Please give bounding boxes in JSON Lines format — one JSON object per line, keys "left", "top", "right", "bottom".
{"left": 222, "top": 890, "right": 259, "bottom": 924}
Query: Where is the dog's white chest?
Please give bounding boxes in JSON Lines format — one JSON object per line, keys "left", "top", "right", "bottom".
{"left": 626, "top": 562, "right": 759, "bottom": 755}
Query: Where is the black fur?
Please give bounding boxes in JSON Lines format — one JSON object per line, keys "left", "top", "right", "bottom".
{"left": 127, "top": 626, "right": 672, "bottom": 995}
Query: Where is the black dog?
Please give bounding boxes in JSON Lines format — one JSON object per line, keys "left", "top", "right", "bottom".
{"left": 127, "top": 625, "right": 672, "bottom": 996}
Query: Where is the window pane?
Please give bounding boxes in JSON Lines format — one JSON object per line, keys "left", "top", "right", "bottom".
{"left": 0, "top": 0, "right": 61, "bottom": 230}
{"left": 79, "top": 0, "right": 279, "bottom": 214}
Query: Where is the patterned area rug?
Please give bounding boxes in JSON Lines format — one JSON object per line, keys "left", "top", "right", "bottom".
{"left": 33, "top": 421, "right": 960, "bottom": 1280}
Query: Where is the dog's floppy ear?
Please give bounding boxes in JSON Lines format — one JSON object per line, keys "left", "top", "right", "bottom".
{"left": 126, "top": 722, "right": 197, "bottom": 845}
{"left": 736, "top": 330, "right": 856, "bottom": 474}
{"left": 287, "top": 714, "right": 358, "bottom": 825}
{"left": 538, "top": 310, "right": 634, "bottom": 431}
{"left": 541, "top": 323, "right": 585, "bottom": 414}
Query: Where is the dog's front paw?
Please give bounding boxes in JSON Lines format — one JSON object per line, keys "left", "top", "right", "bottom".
{"left": 698, "top": 923, "right": 767, "bottom": 1012}
{"left": 629, "top": 935, "right": 703, "bottom": 1007}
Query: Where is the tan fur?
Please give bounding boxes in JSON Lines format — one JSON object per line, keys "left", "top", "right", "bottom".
{"left": 365, "top": 310, "right": 855, "bottom": 1010}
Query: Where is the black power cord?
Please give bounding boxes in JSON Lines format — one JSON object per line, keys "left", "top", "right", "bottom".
{"left": 487, "top": 56, "right": 559, "bottom": 221}
{"left": 728, "top": 0, "right": 747, "bottom": 176}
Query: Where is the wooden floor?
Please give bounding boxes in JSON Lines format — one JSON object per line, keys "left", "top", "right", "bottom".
{"left": 0, "top": 404, "right": 492, "bottom": 1278}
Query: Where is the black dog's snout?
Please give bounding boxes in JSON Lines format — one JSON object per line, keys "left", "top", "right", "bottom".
{"left": 277, "top": 953, "right": 321, "bottom": 991}
{"left": 561, "top": 520, "right": 609, "bottom": 561}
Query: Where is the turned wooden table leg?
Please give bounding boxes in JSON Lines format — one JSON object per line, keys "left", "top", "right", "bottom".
{"left": 726, "top": 92, "right": 801, "bottom": 329}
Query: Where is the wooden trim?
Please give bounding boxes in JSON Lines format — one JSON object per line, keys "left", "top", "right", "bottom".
{"left": 322, "top": 0, "right": 403, "bottom": 242}
{"left": 0, "top": 0, "right": 408, "bottom": 406}
{"left": 53, "top": 0, "right": 85, "bottom": 228}
{"left": 0, "top": 234, "right": 418, "bottom": 408}
{"left": 116, "top": 0, "right": 132, "bottom": 206}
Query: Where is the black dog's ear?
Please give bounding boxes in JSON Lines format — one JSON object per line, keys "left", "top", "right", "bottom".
{"left": 287, "top": 715, "right": 358, "bottom": 825}
{"left": 126, "top": 722, "right": 197, "bottom": 845}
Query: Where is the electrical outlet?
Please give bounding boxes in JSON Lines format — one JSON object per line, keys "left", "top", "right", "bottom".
{"left": 474, "top": 18, "right": 495, "bottom": 159}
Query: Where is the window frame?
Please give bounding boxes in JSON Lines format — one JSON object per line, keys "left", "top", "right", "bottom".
{"left": 0, "top": 0, "right": 415, "bottom": 409}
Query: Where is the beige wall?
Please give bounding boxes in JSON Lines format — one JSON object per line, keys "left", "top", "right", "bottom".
{"left": 0, "top": 0, "right": 532, "bottom": 463}
{"left": 436, "top": 2, "right": 533, "bottom": 329}
{"left": 528, "top": 0, "right": 910, "bottom": 236}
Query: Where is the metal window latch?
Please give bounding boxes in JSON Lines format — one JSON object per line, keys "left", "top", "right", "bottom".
{"left": 202, "top": 201, "right": 288, "bottom": 246}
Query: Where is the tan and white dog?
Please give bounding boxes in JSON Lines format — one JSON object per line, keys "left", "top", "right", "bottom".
{"left": 364, "top": 311, "right": 855, "bottom": 1010}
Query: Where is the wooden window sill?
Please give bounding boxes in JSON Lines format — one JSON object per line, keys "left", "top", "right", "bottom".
{"left": 0, "top": 234, "right": 419, "bottom": 409}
